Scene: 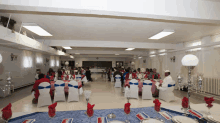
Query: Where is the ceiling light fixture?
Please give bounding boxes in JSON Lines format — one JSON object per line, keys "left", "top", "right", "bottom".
{"left": 149, "top": 51, "right": 155, "bottom": 54}
{"left": 22, "top": 23, "right": 52, "bottom": 36}
{"left": 138, "top": 57, "right": 142, "bottom": 59}
{"left": 115, "top": 54, "right": 119, "bottom": 55}
{"left": 159, "top": 49, "right": 166, "bottom": 52}
{"left": 126, "top": 48, "right": 135, "bottom": 51}
{"left": 159, "top": 53, "right": 167, "bottom": 56}
{"left": 187, "top": 48, "right": 201, "bottom": 52}
{"left": 70, "top": 55, "right": 74, "bottom": 59}
{"left": 150, "top": 55, "right": 156, "bottom": 57}
{"left": 63, "top": 47, "right": 72, "bottom": 49}
{"left": 75, "top": 53, "right": 80, "bottom": 55}
{"left": 149, "top": 29, "right": 174, "bottom": 40}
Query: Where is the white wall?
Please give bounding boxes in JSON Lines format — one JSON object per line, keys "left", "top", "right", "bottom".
{"left": 145, "top": 35, "right": 220, "bottom": 84}
{"left": 0, "top": 45, "right": 60, "bottom": 89}
{"left": 74, "top": 57, "right": 131, "bottom": 68}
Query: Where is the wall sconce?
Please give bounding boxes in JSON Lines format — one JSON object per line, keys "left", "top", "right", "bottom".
{"left": 11, "top": 53, "right": 18, "bottom": 61}
{"left": 46, "top": 58, "right": 49, "bottom": 63}
{"left": 170, "top": 56, "right": 175, "bottom": 62}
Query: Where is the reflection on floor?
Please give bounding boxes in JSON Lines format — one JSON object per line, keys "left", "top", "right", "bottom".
{"left": 0, "top": 74, "right": 219, "bottom": 113}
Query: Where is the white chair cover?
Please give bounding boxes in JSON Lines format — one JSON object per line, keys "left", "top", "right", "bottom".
{"left": 75, "top": 75, "right": 82, "bottom": 81}
{"left": 31, "top": 91, "right": 35, "bottom": 98}
{"left": 53, "top": 80, "right": 66, "bottom": 102}
{"left": 158, "top": 80, "right": 176, "bottom": 102}
{"left": 111, "top": 72, "right": 114, "bottom": 82}
{"left": 114, "top": 75, "right": 121, "bottom": 88}
{"left": 37, "top": 82, "right": 52, "bottom": 107}
{"left": 142, "top": 80, "right": 153, "bottom": 100}
{"left": 128, "top": 79, "right": 139, "bottom": 99}
{"left": 68, "top": 74, "right": 72, "bottom": 80}
{"left": 67, "top": 80, "right": 79, "bottom": 102}
{"left": 124, "top": 86, "right": 129, "bottom": 97}
{"left": 81, "top": 76, "right": 88, "bottom": 84}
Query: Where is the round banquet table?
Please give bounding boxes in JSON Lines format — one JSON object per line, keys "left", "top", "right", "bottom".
{"left": 50, "top": 80, "right": 82, "bottom": 93}
{"left": 5, "top": 103, "right": 220, "bottom": 123}
{"left": 124, "top": 79, "right": 163, "bottom": 94}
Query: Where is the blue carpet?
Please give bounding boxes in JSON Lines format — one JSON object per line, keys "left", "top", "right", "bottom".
{"left": 9, "top": 107, "right": 204, "bottom": 123}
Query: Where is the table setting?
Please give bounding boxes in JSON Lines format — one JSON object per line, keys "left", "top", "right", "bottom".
{"left": 3, "top": 93, "right": 220, "bottom": 123}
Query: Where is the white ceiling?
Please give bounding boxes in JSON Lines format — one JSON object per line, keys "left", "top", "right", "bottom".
{"left": 2, "top": 13, "right": 220, "bottom": 44}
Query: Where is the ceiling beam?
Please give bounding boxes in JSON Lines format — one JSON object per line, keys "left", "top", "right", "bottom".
{"left": 45, "top": 40, "right": 176, "bottom": 50}
{"left": 73, "top": 54, "right": 133, "bottom": 58}
{"left": 66, "top": 50, "right": 148, "bottom": 56}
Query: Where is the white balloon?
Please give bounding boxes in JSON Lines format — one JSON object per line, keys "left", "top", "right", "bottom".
{"left": 65, "top": 61, "right": 69, "bottom": 66}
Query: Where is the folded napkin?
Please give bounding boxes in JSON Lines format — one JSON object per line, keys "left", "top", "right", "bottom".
{"left": 124, "top": 83, "right": 130, "bottom": 88}
{"left": 153, "top": 99, "right": 161, "bottom": 112}
{"left": 50, "top": 76, "right": 54, "bottom": 81}
{"left": 124, "top": 103, "right": 131, "bottom": 114}
{"left": 48, "top": 102, "right": 57, "bottom": 117}
{"left": 1, "top": 103, "right": 12, "bottom": 120}
{"left": 87, "top": 103, "right": 95, "bottom": 117}
{"left": 65, "top": 75, "right": 69, "bottom": 80}
{"left": 204, "top": 97, "right": 214, "bottom": 108}
{"left": 97, "top": 117, "right": 105, "bottom": 123}
{"left": 159, "top": 112, "right": 172, "bottom": 120}
{"left": 188, "top": 110, "right": 203, "bottom": 119}
{"left": 22, "top": 119, "right": 36, "bottom": 123}
{"left": 61, "top": 118, "right": 73, "bottom": 123}
{"left": 72, "top": 74, "right": 75, "bottom": 79}
{"left": 136, "top": 113, "right": 148, "bottom": 121}
{"left": 182, "top": 97, "right": 189, "bottom": 108}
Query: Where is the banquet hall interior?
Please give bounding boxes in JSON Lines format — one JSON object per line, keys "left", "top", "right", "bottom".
{"left": 1, "top": 0, "right": 220, "bottom": 123}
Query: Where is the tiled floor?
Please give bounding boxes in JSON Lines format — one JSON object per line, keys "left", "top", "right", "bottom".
{"left": 0, "top": 74, "right": 219, "bottom": 113}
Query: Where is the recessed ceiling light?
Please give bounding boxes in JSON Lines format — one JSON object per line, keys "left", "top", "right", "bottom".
{"left": 138, "top": 57, "right": 142, "bottom": 59}
{"left": 159, "top": 53, "right": 167, "bottom": 56}
{"left": 159, "top": 49, "right": 166, "bottom": 52}
{"left": 149, "top": 29, "right": 174, "bottom": 40}
{"left": 75, "top": 53, "right": 80, "bottom": 55}
{"left": 63, "top": 47, "right": 72, "bottom": 49}
{"left": 149, "top": 51, "right": 155, "bottom": 54}
{"left": 150, "top": 55, "right": 156, "bottom": 57}
{"left": 70, "top": 55, "right": 74, "bottom": 58}
{"left": 22, "top": 23, "right": 52, "bottom": 36}
{"left": 126, "top": 48, "right": 135, "bottom": 51}
{"left": 115, "top": 54, "right": 119, "bottom": 55}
